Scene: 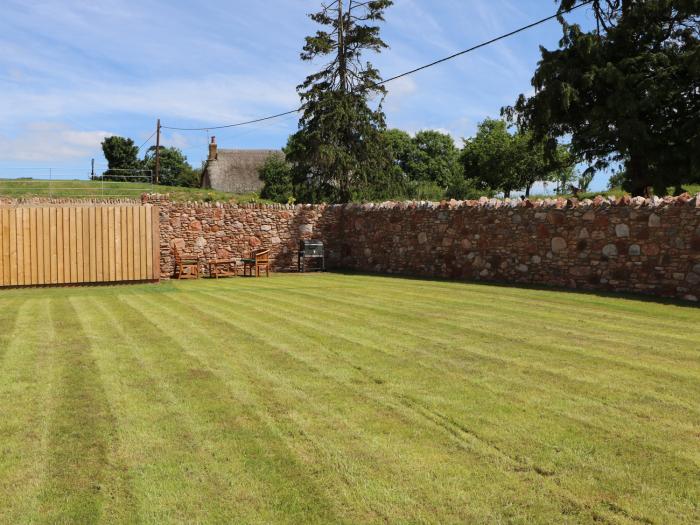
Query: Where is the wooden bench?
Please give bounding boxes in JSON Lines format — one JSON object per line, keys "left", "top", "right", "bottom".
{"left": 241, "top": 248, "right": 270, "bottom": 277}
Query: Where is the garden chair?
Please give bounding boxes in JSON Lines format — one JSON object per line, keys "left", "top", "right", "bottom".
{"left": 174, "top": 248, "right": 200, "bottom": 279}
{"left": 241, "top": 248, "right": 270, "bottom": 277}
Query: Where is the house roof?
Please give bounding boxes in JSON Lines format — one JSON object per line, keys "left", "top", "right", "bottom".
{"left": 202, "top": 149, "right": 283, "bottom": 194}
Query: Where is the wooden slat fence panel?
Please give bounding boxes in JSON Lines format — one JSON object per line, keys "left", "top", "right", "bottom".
{"left": 0, "top": 204, "right": 159, "bottom": 287}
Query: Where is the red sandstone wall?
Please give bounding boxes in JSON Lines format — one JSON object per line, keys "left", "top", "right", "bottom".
{"left": 3, "top": 194, "right": 698, "bottom": 301}
{"left": 142, "top": 195, "right": 335, "bottom": 277}
{"left": 328, "top": 195, "right": 700, "bottom": 302}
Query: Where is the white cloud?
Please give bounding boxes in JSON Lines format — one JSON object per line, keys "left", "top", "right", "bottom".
{"left": 0, "top": 123, "right": 112, "bottom": 162}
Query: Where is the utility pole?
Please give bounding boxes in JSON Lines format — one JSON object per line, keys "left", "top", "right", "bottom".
{"left": 155, "top": 118, "right": 161, "bottom": 185}
{"left": 90, "top": 158, "right": 95, "bottom": 180}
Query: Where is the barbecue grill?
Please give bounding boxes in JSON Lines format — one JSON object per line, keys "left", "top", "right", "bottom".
{"left": 298, "top": 239, "right": 325, "bottom": 272}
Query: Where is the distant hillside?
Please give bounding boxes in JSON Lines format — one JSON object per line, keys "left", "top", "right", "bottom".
{"left": 0, "top": 179, "right": 267, "bottom": 203}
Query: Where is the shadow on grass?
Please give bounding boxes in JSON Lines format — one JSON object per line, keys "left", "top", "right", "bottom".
{"left": 326, "top": 269, "right": 700, "bottom": 309}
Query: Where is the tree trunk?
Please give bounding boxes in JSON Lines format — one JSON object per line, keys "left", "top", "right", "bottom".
{"left": 525, "top": 182, "right": 532, "bottom": 198}
{"left": 337, "top": 0, "right": 347, "bottom": 93}
{"left": 627, "top": 153, "right": 652, "bottom": 197}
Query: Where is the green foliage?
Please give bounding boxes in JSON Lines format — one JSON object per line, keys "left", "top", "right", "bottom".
{"left": 462, "top": 118, "right": 574, "bottom": 197}
{"left": 508, "top": 0, "right": 700, "bottom": 195}
{"left": 409, "top": 130, "right": 462, "bottom": 187}
{"left": 259, "top": 156, "right": 293, "bottom": 203}
{"left": 143, "top": 146, "right": 198, "bottom": 187}
{"left": 101, "top": 136, "right": 140, "bottom": 180}
{"left": 287, "top": 0, "right": 393, "bottom": 203}
{"left": 607, "top": 170, "right": 628, "bottom": 190}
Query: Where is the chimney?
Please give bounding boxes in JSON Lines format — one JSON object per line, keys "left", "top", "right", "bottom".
{"left": 208, "top": 136, "right": 218, "bottom": 161}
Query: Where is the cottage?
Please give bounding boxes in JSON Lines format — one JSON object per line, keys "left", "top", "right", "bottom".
{"left": 200, "top": 137, "right": 283, "bottom": 194}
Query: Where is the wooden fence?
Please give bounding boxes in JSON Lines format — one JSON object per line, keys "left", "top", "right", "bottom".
{"left": 0, "top": 204, "right": 160, "bottom": 287}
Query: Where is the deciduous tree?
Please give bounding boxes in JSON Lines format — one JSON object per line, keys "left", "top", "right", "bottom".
{"left": 101, "top": 136, "right": 140, "bottom": 181}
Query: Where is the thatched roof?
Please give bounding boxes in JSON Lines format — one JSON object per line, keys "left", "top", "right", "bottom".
{"left": 201, "top": 149, "right": 283, "bottom": 194}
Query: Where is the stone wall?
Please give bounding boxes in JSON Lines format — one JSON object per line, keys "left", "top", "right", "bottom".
{"left": 143, "top": 192, "right": 700, "bottom": 301}
{"left": 142, "top": 195, "right": 334, "bottom": 277}
{"left": 6, "top": 194, "right": 697, "bottom": 301}
{"left": 328, "top": 194, "right": 700, "bottom": 302}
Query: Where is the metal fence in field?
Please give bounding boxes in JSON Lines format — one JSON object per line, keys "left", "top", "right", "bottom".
{"left": 0, "top": 168, "right": 156, "bottom": 199}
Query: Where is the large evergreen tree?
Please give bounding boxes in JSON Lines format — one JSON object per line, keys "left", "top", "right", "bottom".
{"left": 507, "top": 0, "right": 700, "bottom": 196}
{"left": 287, "top": 0, "right": 393, "bottom": 203}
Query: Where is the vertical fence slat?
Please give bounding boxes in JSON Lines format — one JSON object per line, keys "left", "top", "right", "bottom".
{"left": 16, "top": 209, "right": 23, "bottom": 285}
{"left": 9, "top": 210, "right": 17, "bottom": 286}
{"left": 69, "top": 207, "right": 78, "bottom": 283}
{"left": 31, "top": 208, "right": 39, "bottom": 285}
{"left": 126, "top": 207, "right": 134, "bottom": 280}
{"left": 139, "top": 206, "right": 147, "bottom": 280}
{"left": 22, "top": 208, "right": 31, "bottom": 285}
{"left": 61, "top": 207, "right": 69, "bottom": 283}
{"left": 42, "top": 208, "right": 50, "bottom": 285}
{"left": 96, "top": 208, "right": 104, "bottom": 282}
{"left": 34, "top": 208, "right": 43, "bottom": 285}
{"left": 89, "top": 207, "right": 97, "bottom": 282}
{"left": 0, "top": 210, "right": 5, "bottom": 286}
{"left": 0, "top": 210, "right": 4, "bottom": 286}
{"left": 82, "top": 207, "right": 90, "bottom": 282}
{"left": 57, "top": 208, "right": 65, "bottom": 283}
{"left": 1, "top": 210, "right": 8, "bottom": 286}
{"left": 108, "top": 207, "right": 116, "bottom": 281}
{"left": 119, "top": 207, "right": 131, "bottom": 281}
{"left": 131, "top": 207, "right": 141, "bottom": 279}
{"left": 50, "top": 208, "right": 58, "bottom": 284}
{"left": 75, "top": 207, "right": 84, "bottom": 283}
{"left": 101, "top": 207, "right": 109, "bottom": 281}
{"left": 145, "top": 206, "right": 153, "bottom": 280}
{"left": 115, "top": 207, "right": 123, "bottom": 281}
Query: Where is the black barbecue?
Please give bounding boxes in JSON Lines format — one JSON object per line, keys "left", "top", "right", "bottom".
{"left": 298, "top": 240, "right": 325, "bottom": 272}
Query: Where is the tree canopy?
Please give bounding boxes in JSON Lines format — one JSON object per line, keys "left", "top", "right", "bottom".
{"left": 508, "top": 0, "right": 700, "bottom": 196}
{"left": 142, "top": 146, "right": 199, "bottom": 188}
{"left": 101, "top": 136, "right": 141, "bottom": 180}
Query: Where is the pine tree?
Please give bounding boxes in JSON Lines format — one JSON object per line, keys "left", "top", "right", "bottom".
{"left": 287, "top": 0, "right": 393, "bottom": 203}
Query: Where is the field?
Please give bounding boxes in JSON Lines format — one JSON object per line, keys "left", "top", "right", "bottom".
{"left": 0, "top": 178, "right": 263, "bottom": 203}
{"left": 0, "top": 274, "right": 698, "bottom": 523}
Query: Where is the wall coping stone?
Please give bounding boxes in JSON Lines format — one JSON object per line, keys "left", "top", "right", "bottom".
{"left": 3, "top": 192, "right": 697, "bottom": 211}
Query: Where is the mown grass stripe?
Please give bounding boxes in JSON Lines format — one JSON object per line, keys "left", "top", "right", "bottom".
{"left": 0, "top": 299, "right": 52, "bottom": 523}
{"left": 211, "top": 285, "right": 700, "bottom": 477}
{"left": 124, "top": 291, "right": 437, "bottom": 523}
{"left": 233, "top": 284, "right": 700, "bottom": 427}
{"left": 282, "top": 283, "right": 700, "bottom": 401}
{"left": 134, "top": 289, "right": 598, "bottom": 523}
{"left": 36, "top": 297, "right": 122, "bottom": 524}
{"left": 314, "top": 273, "right": 700, "bottom": 329}
{"left": 311, "top": 274, "right": 700, "bottom": 358}
{"left": 96, "top": 294, "right": 342, "bottom": 524}
{"left": 75, "top": 295, "right": 264, "bottom": 523}
{"left": 198, "top": 282, "right": 700, "bottom": 520}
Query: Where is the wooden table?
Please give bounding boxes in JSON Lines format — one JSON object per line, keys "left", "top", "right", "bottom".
{"left": 208, "top": 258, "right": 238, "bottom": 278}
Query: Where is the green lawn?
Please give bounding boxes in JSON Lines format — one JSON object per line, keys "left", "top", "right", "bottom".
{"left": 0, "top": 178, "right": 264, "bottom": 203}
{"left": 0, "top": 274, "right": 698, "bottom": 524}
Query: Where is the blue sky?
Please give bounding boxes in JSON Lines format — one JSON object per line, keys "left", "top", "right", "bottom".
{"left": 0, "top": 0, "right": 606, "bottom": 189}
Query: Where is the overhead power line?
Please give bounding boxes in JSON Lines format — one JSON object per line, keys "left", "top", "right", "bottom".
{"left": 161, "top": 0, "right": 594, "bottom": 132}
{"left": 137, "top": 130, "right": 157, "bottom": 152}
